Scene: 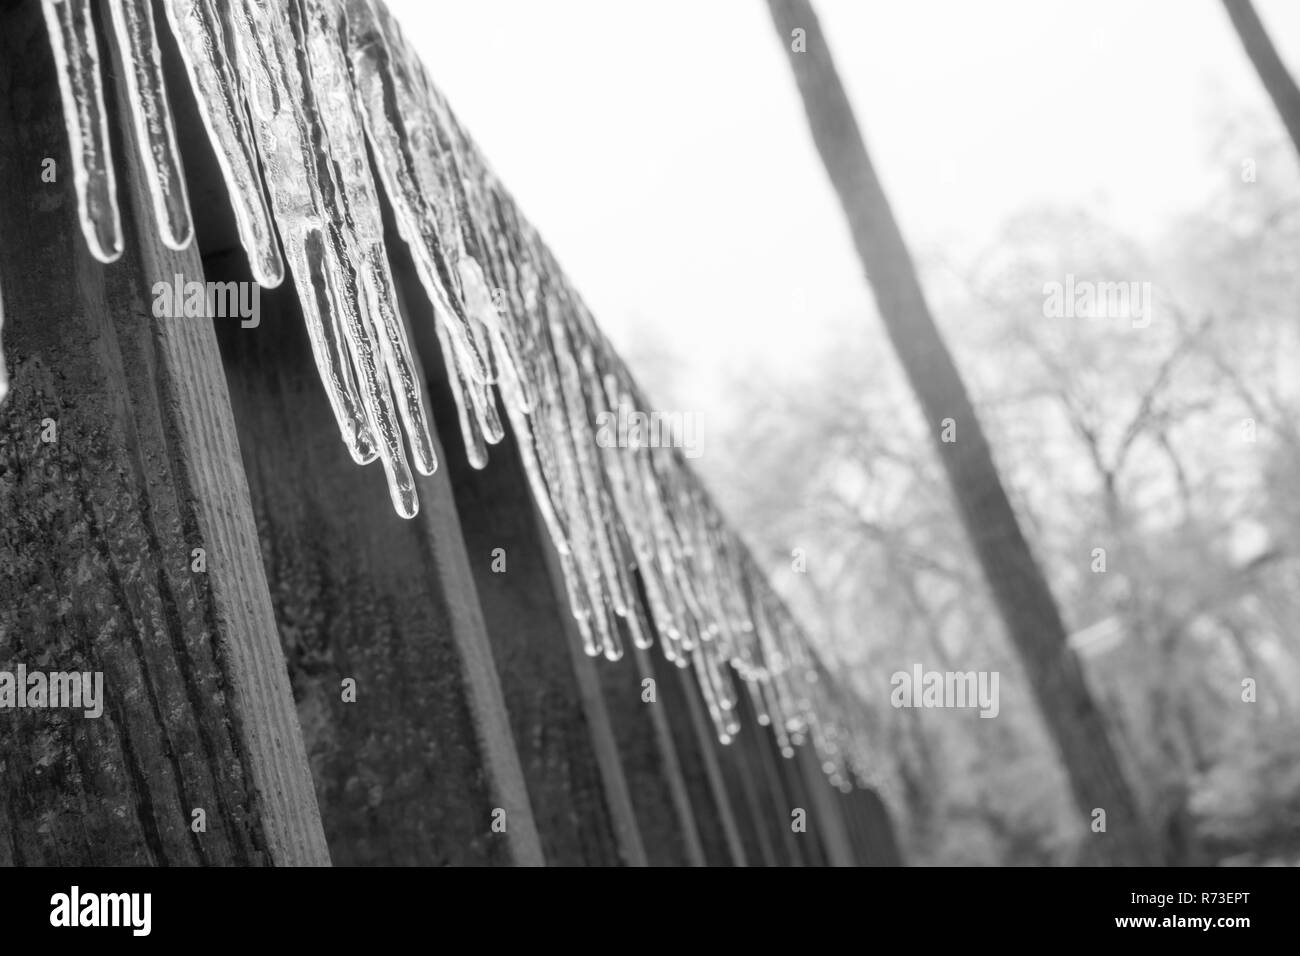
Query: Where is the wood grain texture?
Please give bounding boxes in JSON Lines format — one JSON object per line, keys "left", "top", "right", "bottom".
{"left": 595, "top": 643, "right": 707, "bottom": 866}
{"left": 423, "top": 397, "right": 637, "bottom": 865}
{"left": 213, "top": 270, "right": 539, "bottom": 866}
{"left": 159, "top": 10, "right": 544, "bottom": 866}
{"left": 0, "top": 0, "right": 328, "bottom": 866}
{"left": 648, "top": 654, "right": 739, "bottom": 866}
{"left": 392, "top": 251, "right": 632, "bottom": 863}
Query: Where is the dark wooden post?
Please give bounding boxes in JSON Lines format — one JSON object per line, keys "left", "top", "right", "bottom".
{"left": 775, "top": 735, "right": 830, "bottom": 866}
{"left": 844, "top": 785, "right": 904, "bottom": 866}
{"left": 594, "top": 641, "right": 709, "bottom": 866}
{"left": 795, "top": 741, "right": 856, "bottom": 866}
{"left": 716, "top": 731, "right": 780, "bottom": 866}
{"left": 405, "top": 289, "right": 646, "bottom": 864}
{"left": 0, "top": 0, "right": 904, "bottom": 868}
{"left": 734, "top": 688, "right": 807, "bottom": 866}
{"left": 656, "top": 660, "right": 749, "bottom": 865}
{"left": 0, "top": 0, "right": 328, "bottom": 865}
{"left": 210, "top": 267, "right": 544, "bottom": 866}
{"left": 679, "top": 665, "right": 750, "bottom": 865}
{"left": 146, "top": 0, "right": 548, "bottom": 862}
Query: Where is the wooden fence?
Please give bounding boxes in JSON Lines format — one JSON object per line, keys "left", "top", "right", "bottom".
{"left": 0, "top": 0, "right": 900, "bottom": 867}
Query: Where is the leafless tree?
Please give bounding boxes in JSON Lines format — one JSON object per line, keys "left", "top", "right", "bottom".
{"left": 764, "top": 0, "right": 1162, "bottom": 864}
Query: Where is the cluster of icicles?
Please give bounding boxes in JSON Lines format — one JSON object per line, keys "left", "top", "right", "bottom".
{"left": 14, "top": 0, "right": 877, "bottom": 791}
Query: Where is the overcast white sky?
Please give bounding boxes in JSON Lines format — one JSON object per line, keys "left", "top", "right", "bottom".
{"left": 386, "top": 0, "right": 1300, "bottom": 416}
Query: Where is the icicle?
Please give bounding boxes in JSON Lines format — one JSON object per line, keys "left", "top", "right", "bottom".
{"left": 32, "top": 0, "right": 876, "bottom": 778}
{"left": 551, "top": 337, "right": 626, "bottom": 622}
{"left": 106, "top": 0, "right": 193, "bottom": 250}
{"left": 228, "top": 0, "right": 377, "bottom": 466}
{"left": 41, "top": 0, "right": 123, "bottom": 263}
{"left": 0, "top": 282, "right": 8, "bottom": 408}
{"left": 558, "top": 549, "right": 599, "bottom": 658}
{"left": 290, "top": 0, "right": 421, "bottom": 515}
{"left": 438, "top": 321, "right": 489, "bottom": 468}
{"left": 303, "top": 0, "right": 436, "bottom": 483}
{"left": 463, "top": 359, "right": 505, "bottom": 447}
{"left": 497, "top": 358, "right": 570, "bottom": 554}
{"left": 617, "top": 564, "right": 654, "bottom": 651}
{"left": 346, "top": 0, "right": 490, "bottom": 384}
{"left": 163, "top": 0, "right": 284, "bottom": 286}
{"left": 514, "top": 261, "right": 572, "bottom": 525}
{"left": 359, "top": 246, "right": 438, "bottom": 477}
{"left": 692, "top": 646, "right": 739, "bottom": 744}
{"left": 744, "top": 676, "right": 771, "bottom": 727}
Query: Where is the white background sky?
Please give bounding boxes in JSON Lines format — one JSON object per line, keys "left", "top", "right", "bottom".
{"left": 386, "top": 0, "right": 1300, "bottom": 417}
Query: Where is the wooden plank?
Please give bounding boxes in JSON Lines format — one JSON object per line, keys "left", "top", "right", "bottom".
{"left": 437, "top": 422, "right": 644, "bottom": 865}
{"left": 837, "top": 784, "right": 871, "bottom": 865}
{"left": 796, "top": 741, "right": 856, "bottom": 866}
{"left": 406, "top": 302, "right": 644, "bottom": 866}
{"left": 647, "top": 656, "right": 737, "bottom": 866}
{"left": 731, "top": 688, "right": 799, "bottom": 865}
{"left": 211, "top": 260, "right": 543, "bottom": 866}
{"left": 716, "top": 732, "right": 779, "bottom": 866}
{"left": 776, "top": 735, "right": 829, "bottom": 866}
{"left": 158, "top": 3, "right": 544, "bottom": 868}
{"left": 0, "top": 0, "right": 328, "bottom": 865}
{"left": 541, "top": 545, "right": 649, "bottom": 867}
{"left": 845, "top": 786, "right": 904, "bottom": 866}
{"left": 674, "top": 663, "right": 748, "bottom": 865}
{"left": 594, "top": 639, "right": 707, "bottom": 866}
{"left": 632, "top": 645, "right": 708, "bottom": 865}
{"left": 739, "top": 704, "right": 808, "bottom": 866}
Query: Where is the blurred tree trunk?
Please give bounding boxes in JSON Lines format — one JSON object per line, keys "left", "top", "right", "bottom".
{"left": 765, "top": 0, "right": 1163, "bottom": 865}
{"left": 1222, "top": 0, "right": 1300, "bottom": 161}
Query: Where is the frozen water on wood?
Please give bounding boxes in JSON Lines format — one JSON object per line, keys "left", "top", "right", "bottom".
{"left": 41, "top": 0, "right": 123, "bottom": 263}
{"left": 347, "top": 0, "right": 490, "bottom": 385}
{"left": 228, "top": 0, "right": 380, "bottom": 472}
{"left": 164, "top": 0, "right": 285, "bottom": 286}
{"left": 107, "top": 0, "right": 193, "bottom": 249}
{"left": 27, "top": 0, "right": 876, "bottom": 789}
{"left": 306, "top": 0, "right": 438, "bottom": 477}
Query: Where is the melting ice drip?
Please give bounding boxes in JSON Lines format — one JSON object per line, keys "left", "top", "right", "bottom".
{"left": 18, "top": 0, "right": 877, "bottom": 790}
